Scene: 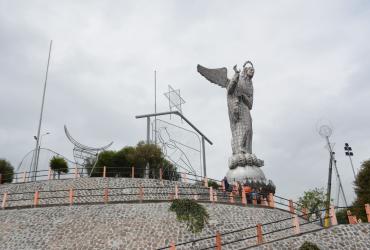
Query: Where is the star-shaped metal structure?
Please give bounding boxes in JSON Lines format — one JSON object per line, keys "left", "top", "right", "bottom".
{"left": 164, "top": 85, "right": 185, "bottom": 114}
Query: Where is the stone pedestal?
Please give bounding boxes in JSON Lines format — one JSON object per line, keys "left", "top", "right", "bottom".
{"left": 226, "top": 165, "right": 266, "bottom": 183}
{"left": 226, "top": 153, "right": 275, "bottom": 193}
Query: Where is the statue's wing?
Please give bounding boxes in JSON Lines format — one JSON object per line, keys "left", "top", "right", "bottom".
{"left": 197, "top": 64, "right": 229, "bottom": 88}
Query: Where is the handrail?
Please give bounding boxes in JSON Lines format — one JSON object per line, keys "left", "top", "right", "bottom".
{"left": 157, "top": 207, "right": 331, "bottom": 250}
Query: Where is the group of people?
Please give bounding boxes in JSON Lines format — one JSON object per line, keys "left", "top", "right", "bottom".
{"left": 223, "top": 176, "right": 271, "bottom": 204}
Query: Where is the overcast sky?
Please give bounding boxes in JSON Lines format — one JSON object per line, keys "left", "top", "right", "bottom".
{"left": 1, "top": 0, "right": 369, "bottom": 203}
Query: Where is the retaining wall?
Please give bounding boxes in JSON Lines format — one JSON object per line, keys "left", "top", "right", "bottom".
{"left": 256, "top": 223, "right": 370, "bottom": 249}
{"left": 0, "top": 178, "right": 211, "bottom": 208}
{"left": 0, "top": 202, "right": 320, "bottom": 250}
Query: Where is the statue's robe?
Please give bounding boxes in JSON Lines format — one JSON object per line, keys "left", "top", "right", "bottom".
{"left": 227, "top": 73, "right": 253, "bottom": 155}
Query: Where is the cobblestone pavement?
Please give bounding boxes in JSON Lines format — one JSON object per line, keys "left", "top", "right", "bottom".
{"left": 1, "top": 178, "right": 365, "bottom": 250}
{"left": 0, "top": 202, "right": 320, "bottom": 250}
{"left": 0, "top": 178, "right": 212, "bottom": 208}
{"left": 254, "top": 223, "right": 370, "bottom": 250}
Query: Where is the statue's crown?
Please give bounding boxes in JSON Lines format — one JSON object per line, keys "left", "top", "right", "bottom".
{"left": 243, "top": 61, "right": 254, "bottom": 68}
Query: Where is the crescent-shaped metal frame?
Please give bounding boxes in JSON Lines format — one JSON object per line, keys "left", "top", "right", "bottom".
{"left": 64, "top": 125, "right": 113, "bottom": 150}
{"left": 64, "top": 125, "right": 113, "bottom": 176}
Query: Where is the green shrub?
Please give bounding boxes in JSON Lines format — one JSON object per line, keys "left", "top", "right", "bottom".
{"left": 335, "top": 209, "right": 348, "bottom": 224}
{"left": 208, "top": 180, "right": 220, "bottom": 190}
{"left": 86, "top": 142, "right": 179, "bottom": 180}
{"left": 0, "top": 159, "right": 14, "bottom": 184}
{"left": 299, "top": 241, "right": 320, "bottom": 250}
{"left": 169, "top": 199, "right": 209, "bottom": 234}
{"left": 352, "top": 159, "right": 370, "bottom": 221}
{"left": 50, "top": 156, "right": 68, "bottom": 179}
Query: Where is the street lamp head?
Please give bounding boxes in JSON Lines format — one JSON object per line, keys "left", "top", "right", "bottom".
{"left": 34, "top": 136, "right": 37, "bottom": 140}
{"left": 319, "top": 125, "right": 332, "bottom": 138}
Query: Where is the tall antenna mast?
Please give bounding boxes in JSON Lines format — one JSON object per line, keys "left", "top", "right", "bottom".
{"left": 31, "top": 40, "right": 52, "bottom": 181}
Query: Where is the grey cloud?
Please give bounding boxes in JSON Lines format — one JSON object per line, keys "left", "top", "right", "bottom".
{"left": 1, "top": 0, "right": 369, "bottom": 204}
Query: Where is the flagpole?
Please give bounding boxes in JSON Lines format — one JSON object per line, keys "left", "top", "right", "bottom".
{"left": 32, "top": 40, "right": 52, "bottom": 181}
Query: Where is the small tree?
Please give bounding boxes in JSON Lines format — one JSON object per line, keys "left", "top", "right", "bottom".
{"left": 0, "top": 159, "right": 14, "bottom": 184}
{"left": 298, "top": 187, "right": 326, "bottom": 219}
{"left": 352, "top": 159, "right": 370, "bottom": 221}
{"left": 50, "top": 156, "right": 68, "bottom": 179}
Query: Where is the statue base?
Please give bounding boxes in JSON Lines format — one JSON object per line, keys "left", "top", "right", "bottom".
{"left": 226, "top": 153, "right": 276, "bottom": 194}
{"left": 228, "top": 153, "right": 264, "bottom": 169}
{"left": 226, "top": 165, "right": 266, "bottom": 184}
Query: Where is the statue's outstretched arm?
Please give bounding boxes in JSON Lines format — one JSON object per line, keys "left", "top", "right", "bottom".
{"left": 228, "top": 65, "right": 239, "bottom": 95}
{"left": 227, "top": 79, "right": 237, "bottom": 95}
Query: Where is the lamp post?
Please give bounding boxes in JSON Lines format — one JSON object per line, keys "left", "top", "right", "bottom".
{"left": 33, "top": 132, "right": 50, "bottom": 179}
{"left": 31, "top": 40, "right": 53, "bottom": 181}
{"left": 331, "top": 152, "right": 348, "bottom": 207}
{"left": 344, "top": 143, "right": 356, "bottom": 179}
{"left": 318, "top": 125, "right": 334, "bottom": 228}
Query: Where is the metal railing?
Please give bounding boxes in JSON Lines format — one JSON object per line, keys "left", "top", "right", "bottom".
{"left": 0, "top": 165, "right": 223, "bottom": 186}
{"left": 157, "top": 207, "right": 331, "bottom": 250}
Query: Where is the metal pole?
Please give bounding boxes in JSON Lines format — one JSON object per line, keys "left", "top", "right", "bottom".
{"left": 335, "top": 180, "right": 340, "bottom": 208}
{"left": 344, "top": 143, "right": 356, "bottom": 179}
{"left": 32, "top": 40, "right": 52, "bottom": 181}
{"left": 348, "top": 155, "right": 356, "bottom": 179}
{"left": 333, "top": 159, "right": 348, "bottom": 207}
{"left": 324, "top": 151, "right": 333, "bottom": 227}
{"left": 324, "top": 136, "right": 333, "bottom": 227}
{"left": 202, "top": 136, "right": 207, "bottom": 177}
{"left": 146, "top": 117, "right": 150, "bottom": 144}
{"left": 34, "top": 132, "right": 49, "bottom": 175}
{"left": 145, "top": 117, "right": 151, "bottom": 178}
{"left": 154, "top": 70, "right": 157, "bottom": 144}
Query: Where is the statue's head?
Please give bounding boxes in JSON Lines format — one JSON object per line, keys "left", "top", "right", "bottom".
{"left": 242, "top": 61, "right": 254, "bottom": 79}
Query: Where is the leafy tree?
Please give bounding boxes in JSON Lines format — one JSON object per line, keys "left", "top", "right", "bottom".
{"left": 134, "top": 141, "right": 163, "bottom": 172}
{"left": 86, "top": 142, "right": 179, "bottom": 180}
{"left": 86, "top": 150, "right": 120, "bottom": 177}
{"left": 158, "top": 158, "right": 179, "bottom": 181}
{"left": 352, "top": 159, "right": 370, "bottom": 221}
{"left": 169, "top": 199, "right": 209, "bottom": 234}
{"left": 49, "top": 156, "right": 68, "bottom": 179}
{"left": 298, "top": 187, "right": 326, "bottom": 219}
{"left": 120, "top": 146, "right": 136, "bottom": 167}
{"left": 0, "top": 159, "right": 14, "bottom": 184}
